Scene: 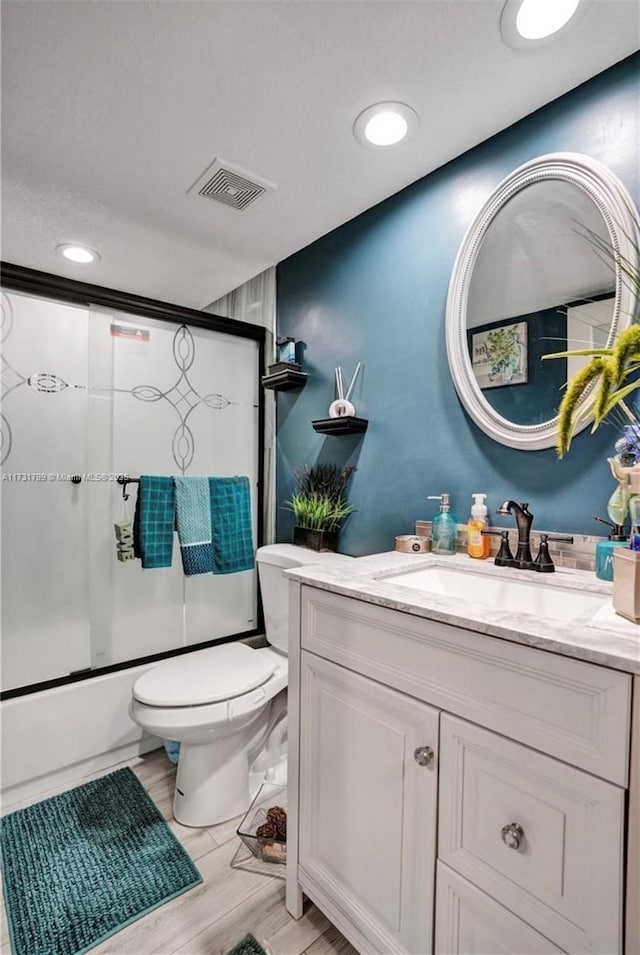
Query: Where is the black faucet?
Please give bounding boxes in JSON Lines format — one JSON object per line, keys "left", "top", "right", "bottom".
{"left": 496, "top": 501, "right": 534, "bottom": 570}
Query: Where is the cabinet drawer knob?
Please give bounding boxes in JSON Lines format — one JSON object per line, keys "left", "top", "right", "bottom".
{"left": 413, "top": 746, "right": 434, "bottom": 767}
{"left": 501, "top": 822, "right": 524, "bottom": 850}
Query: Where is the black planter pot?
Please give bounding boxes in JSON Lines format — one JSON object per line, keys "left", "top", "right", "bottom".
{"left": 293, "top": 526, "right": 338, "bottom": 552}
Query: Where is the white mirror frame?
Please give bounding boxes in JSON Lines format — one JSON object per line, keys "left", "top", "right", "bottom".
{"left": 445, "top": 152, "right": 640, "bottom": 451}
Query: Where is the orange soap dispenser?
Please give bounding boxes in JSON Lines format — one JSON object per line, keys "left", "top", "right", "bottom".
{"left": 467, "top": 493, "right": 491, "bottom": 559}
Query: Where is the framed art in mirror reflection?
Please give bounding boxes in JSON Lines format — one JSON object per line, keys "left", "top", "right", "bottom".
{"left": 471, "top": 320, "right": 528, "bottom": 389}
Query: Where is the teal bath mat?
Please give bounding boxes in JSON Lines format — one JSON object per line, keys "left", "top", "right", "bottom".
{"left": 0, "top": 767, "right": 202, "bottom": 955}
{"left": 226, "top": 935, "right": 268, "bottom": 955}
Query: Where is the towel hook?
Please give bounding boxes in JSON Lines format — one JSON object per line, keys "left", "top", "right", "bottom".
{"left": 117, "top": 475, "right": 139, "bottom": 501}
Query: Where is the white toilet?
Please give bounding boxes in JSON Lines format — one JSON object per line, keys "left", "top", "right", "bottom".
{"left": 129, "top": 544, "right": 350, "bottom": 827}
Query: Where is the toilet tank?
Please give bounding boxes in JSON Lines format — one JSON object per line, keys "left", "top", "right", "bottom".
{"left": 256, "top": 544, "right": 352, "bottom": 654}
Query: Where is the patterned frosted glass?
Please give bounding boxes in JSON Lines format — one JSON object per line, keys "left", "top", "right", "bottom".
{"left": 182, "top": 326, "right": 259, "bottom": 644}
{"left": 105, "top": 314, "right": 259, "bottom": 651}
{"left": 92, "top": 309, "right": 185, "bottom": 666}
{"left": 1, "top": 292, "right": 260, "bottom": 691}
{"left": 1, "top": 290, "right": 90, "bottom": 690}
{"left": 103, "top": 311, "right": 259, "bottom": 661}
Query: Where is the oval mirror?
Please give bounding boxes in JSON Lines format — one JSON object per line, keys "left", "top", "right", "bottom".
{"left": 446, "top": 153, "right": 639, "bottom": 450}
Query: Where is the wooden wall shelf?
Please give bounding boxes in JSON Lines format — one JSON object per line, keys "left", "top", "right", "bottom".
{"left": 262, "top": 369, "right": 308, "bottom": 391}
{"left": 311, "top": 416, "right": 368, "bottom": 435}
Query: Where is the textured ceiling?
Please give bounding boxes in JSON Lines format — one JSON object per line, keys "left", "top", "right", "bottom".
{"left": 1, "top": 1, "right": 638, "bottom": 308}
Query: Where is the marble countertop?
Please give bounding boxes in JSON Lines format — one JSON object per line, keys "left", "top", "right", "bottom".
{"left": 286, "top": 551, "right": 640, "bottom": 674}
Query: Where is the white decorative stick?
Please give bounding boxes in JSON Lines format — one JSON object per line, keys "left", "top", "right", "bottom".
{"left": 344, "top": 362, "right": 362, "bottom": 403}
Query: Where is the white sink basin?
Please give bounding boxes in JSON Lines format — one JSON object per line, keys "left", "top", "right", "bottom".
{"left": 380, "top": 564, "right": 608, "bottom": 623}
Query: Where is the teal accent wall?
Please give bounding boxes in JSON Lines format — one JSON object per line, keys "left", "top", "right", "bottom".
{"left": 276, "top": 54, "right": 639, "bottom": 556}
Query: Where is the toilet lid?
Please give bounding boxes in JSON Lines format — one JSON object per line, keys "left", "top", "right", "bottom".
{"left": 133, "top": 644, "right": 278, "bottom": 707}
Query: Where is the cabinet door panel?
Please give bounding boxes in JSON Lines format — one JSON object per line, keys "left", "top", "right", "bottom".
{"left": 439, "top": 714, "right": 624, "bottom": 953}
{"left": 435, "top": 863, "right": 563, "bottom": 954}
{"left": 299, "top": 651, "right": 439, "bottom": 955}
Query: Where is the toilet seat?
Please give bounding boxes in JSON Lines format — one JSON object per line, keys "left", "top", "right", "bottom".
{"left": 133, "top": 643, "right": 278, "bottom": 707}
{"left": 130, "top": 651, "right": 287, "bottom": 740}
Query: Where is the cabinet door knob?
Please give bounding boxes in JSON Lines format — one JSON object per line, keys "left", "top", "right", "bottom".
{"left": 413, "top": 746, "right": 434, "bottom": 767}
{"left": 501, "top": 822, "right": 524, "bottom": 850}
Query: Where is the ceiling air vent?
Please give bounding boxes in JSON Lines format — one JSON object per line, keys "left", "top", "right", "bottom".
{"left": 189, "top": 158, "right": 276, "bottom": 212}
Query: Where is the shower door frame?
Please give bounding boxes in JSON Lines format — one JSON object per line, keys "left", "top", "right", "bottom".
{"left": 0, "top": 262, "right": 266, "bottom": 700}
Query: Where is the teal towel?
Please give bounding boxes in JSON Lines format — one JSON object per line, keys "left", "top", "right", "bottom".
{"left": 134, "top": 476, "right": 175, "bottom": 569}
{"left": 209, "top": 476, "right": 255, "bottom": 574}
{"left": 175, "top": 477, "right": 214, "bottom": 576}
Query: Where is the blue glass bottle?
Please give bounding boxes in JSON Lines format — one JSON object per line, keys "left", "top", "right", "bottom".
{"left": 428, "top": 493, "right": 458, "bottom": 556}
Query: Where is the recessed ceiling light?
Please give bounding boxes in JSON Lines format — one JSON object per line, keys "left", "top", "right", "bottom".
{"left": 353, "top": 102, "right": 418, "bottom": 149}
{"left": 56, "top": 244, "right": 101, "bottom": 264}
{"left": 501, "top": 0, "right": 584, "bottom": 48}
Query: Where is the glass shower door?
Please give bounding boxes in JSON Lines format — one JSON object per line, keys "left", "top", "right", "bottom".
{"left": 1, "top": 291, "right": 261, "bottom": 693}
{"left": 1, "top": 290, "right": 90, "bottom": 691}
{"left": 181, "top": 325, "right": 259, "bottom": 644}
{"left": 89, "top": 309, "right": 259, "bottom": 666}
{"left": 104, "top": 312, "right": 260, "bottom": 654}
{"left": 93, "top": 309, "right": 188, "bottom": 666}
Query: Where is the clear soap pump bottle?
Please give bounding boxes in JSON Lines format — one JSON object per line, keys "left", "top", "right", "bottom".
{"left": 468, "top": 493, "right": 491, "bottom": 559}
{"left": 428, "top": 494, "right": 458, "bottom": 555}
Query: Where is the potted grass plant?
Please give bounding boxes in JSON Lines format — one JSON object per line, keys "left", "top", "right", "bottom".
{"left": 285, "top": 463, "right": 356, "bottom": 551}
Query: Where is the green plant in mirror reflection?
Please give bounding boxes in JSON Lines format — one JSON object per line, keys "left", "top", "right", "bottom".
{"left": 542, "top": 226, "right": 640, "bottom": 458}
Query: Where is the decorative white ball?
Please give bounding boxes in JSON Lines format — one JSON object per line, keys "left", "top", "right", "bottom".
{"left": 329, "top": 399, "right": 356, "bottom": 419}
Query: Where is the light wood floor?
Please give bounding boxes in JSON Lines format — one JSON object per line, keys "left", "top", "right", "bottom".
{"left": 1, "top": 749, "right": 358, "bottom": 955}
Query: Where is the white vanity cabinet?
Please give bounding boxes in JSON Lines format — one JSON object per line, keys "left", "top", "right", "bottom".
{"left": 299, "top": 652, "right": 439, "bottom": 954}
{"left": 438, "top": 715, "right": 624, "bottom": 953}
{"left": 435, "top": 864, "right": 565, "bottom": 954}
{"left": 287, "top": 583, "right": 636, "bottom": 955}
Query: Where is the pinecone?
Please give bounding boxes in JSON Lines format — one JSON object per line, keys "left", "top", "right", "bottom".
{"left": 256, "top": 821, "right": 277, "bottom": 840}
{"left": 266, "top": 805, "right": 287, "bottom": 839}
